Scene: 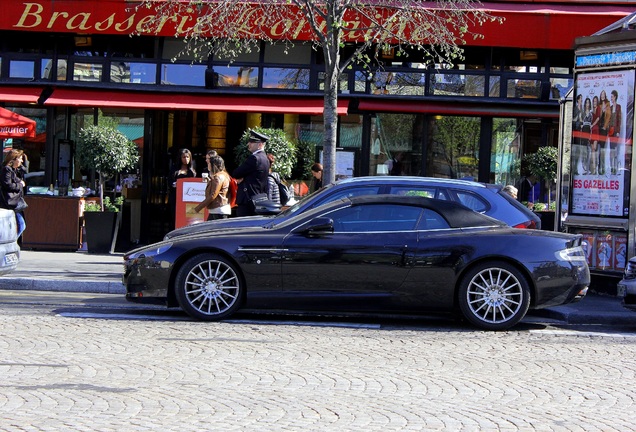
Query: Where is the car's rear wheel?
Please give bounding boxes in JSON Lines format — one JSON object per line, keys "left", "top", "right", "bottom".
{"left": 175, "top": 253, "right": 243, "bottom": 321}
{"left": 458, "top": 261, "right": 530, "bottom": 330}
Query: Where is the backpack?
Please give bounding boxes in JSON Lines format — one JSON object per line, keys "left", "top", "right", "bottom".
{"left": 227, "top": 176, "right": 238, "bottom": 208}
{"left": 269, "top": 174, "right": 290, "bottom": 205}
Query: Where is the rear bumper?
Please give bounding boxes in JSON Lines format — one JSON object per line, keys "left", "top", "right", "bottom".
{"left": 618, "top": 277, "right": 636, "bottom": 311}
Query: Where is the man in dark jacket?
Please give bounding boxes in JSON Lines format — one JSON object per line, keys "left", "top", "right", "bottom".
{"left": 232, "top": 130, "right": 270, "bottom": 217}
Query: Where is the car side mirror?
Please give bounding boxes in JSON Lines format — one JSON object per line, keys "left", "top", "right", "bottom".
{"left": 300, "top": 217, "right": 334, "bottom": 236}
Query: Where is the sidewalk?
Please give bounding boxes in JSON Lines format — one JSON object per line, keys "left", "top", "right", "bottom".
{"left": 0, "top": 250, "right": 125, "bottom": 294}
{"left": 0, "top": 250, "right": 634, "bottom": 326}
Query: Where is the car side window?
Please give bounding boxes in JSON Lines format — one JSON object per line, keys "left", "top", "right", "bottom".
{"left": 328, "top": 204, "right": 422, "bottom": 232}
{"left": 308, "top": 186, "right": 381, "bottom": 209}
{"left": 390, "top": 186, "right": 450, "bottom": 201}
{"left": 417, "top": 209, "right": 450, "bottom": 230}
{"left": 450, "top": 190, "right": 489, "bottom": 213}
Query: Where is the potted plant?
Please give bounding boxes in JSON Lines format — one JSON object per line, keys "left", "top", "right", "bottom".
{"left": 77, "top": 125, "right": 139, "bottom": 253}
{"left": 523, "top": 146, "right": 558, "bottom": 231}
{"left": 234, "top": 127, "right": 297, "bottom": 179}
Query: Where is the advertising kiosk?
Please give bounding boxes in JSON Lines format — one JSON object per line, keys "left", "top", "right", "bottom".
{"left": 560, "top": 17, "right": 636, "bottom": 280}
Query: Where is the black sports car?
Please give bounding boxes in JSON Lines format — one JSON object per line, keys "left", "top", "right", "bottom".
{"left": 164, "top": 175, "right": 540, "bottom": 240}
{"left": 124, "top": 195, "right": 589, "bottom": 330}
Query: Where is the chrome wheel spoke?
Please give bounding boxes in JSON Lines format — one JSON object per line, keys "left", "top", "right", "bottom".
{"left": 184, "top": 259, "right": 239, "bottom": 316}
{"left": 467, "top": 267, "right": 524, "bottom": 324}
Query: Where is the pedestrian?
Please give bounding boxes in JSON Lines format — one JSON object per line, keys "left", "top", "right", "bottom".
{"left": 194, "top": 154, "right": 232, "bottom": 220}
{"left": 0, "top": 149, "right": 28, "bottom": 238}
{"left": 232, "top": 130, "right": 270, "bottom": 217}
{"left": 168, "top": 148, "right": 196, "bottom": 227}
{"left": 200, "top": 149, "right": 218, "bottom": 180}
{"left": 311, "top": 162, "right": 323, "bottom": 192}
{"left": 267, "top": 153, "right": 281, "bottom": 205}
{"left": 502, "top": 185, "right": 518, "bottom": 199}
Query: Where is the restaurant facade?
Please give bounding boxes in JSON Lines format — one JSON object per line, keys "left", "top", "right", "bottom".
{"left": 0, "top": 0, "right": 634, "bottom": 246}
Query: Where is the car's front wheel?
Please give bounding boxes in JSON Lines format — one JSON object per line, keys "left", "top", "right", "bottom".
{"left": 458, "top": 261, "right": 530, "bottom": 330}
{"left": 175, "top": 253, "right": 243, "bottom": 321}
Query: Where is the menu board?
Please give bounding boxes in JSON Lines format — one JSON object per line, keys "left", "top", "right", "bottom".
{"left": 175, "top": 178, "right": 207, "bottom": 229}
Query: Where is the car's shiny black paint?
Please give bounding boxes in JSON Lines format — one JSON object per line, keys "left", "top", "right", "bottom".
{"left": 124, "top": 195, "right": 588, "bottom": 326}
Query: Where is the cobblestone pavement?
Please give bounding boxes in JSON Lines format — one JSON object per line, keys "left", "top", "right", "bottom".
{"left": 1, "top": 298, "right": 636, "bottom": 431}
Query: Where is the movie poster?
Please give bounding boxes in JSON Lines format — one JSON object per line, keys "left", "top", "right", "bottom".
{"left": 570, "top": 70, "right": 635, "bottom": 217}
{"left": 580, "top": 232, "right": 596, "bottom": 268}
{"left": 595, "top": 233, "right": 613, "bottom": 270}
{"left": 614, "top": 234, "right": 628, "bottom": 271}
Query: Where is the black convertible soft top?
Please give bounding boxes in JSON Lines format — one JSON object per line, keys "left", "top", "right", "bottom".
{"left": 348, "top": 194, "right": 507, "bottom": 229}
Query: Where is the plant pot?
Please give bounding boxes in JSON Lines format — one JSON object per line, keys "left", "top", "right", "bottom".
{"left": 84, "top": 211, "right": 118, "bottom": 254}
{"left": 535, "top": 210, "right": 556, "bottom": 232}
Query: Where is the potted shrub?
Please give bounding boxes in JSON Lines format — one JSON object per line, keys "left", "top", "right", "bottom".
{"left": 77, "top": 125, "right": 139, "bottom": 253}
{"left": 523, "top": 147, "right": 558, "bottom": 231}
{"left": 234, "top": 127, "right": 297, "bottom": 179}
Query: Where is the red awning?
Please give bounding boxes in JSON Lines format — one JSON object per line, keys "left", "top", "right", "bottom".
{"left": 0, "top": 107, "right": 36, "bottom": 138}
{"left": 44, "top": 88, "right": 349, "bottom": 116}
{"left": 356, "top": 99, "right": 558, "bottom": 118}
{"left": 0, "top": 87, "right": 43, "bottom": 104}
{"left": 477, "top": 2, "right": 635, "bottom": 49}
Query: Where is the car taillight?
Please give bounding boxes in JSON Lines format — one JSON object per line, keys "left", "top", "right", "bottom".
{"left": 624, "top": 260, "right": 636, "bottom": 280}
{"left": 512, "top": 220, "right": 537, "bottom": 229}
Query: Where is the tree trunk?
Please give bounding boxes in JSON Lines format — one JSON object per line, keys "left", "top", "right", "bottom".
{"left": 321, "top": 31, "right": 341, "bottom": 186}
{"left": 323, "top": 74, "right": 339, "bottom": 186}
{"left": 98, "top": 172, "right": 105, "bottom": 211}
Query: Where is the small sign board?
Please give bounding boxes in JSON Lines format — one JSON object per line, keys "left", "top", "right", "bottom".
{"left": 175, "top": 178, "right": 207, "bottom": 229}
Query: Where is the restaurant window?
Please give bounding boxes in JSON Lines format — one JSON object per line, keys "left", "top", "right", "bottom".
{"left": 372, "top": 71, "right": 426, "bottom": 96}
{"left": 160, "top": 64, "right": 206, "bottom": 86}
{"left": 507, "top": 78, "right": 541, "bottom": 99}
{"left": 427, "top": 115, "right": 480, "bottom": 179}
{"left": 73, "top": 62, "right": 103, "bottom": 82}
{"left": 110, "top": 62, "right": 157, "bottom": 84}
{"left": 214, "top": 65, "right": 259, "bottom": 87}
{"left": 489, "top": 76, "right": 501, "bottom": 97}
{"left": 68, "top": 109, "right": 144, "bottom": 192}
{"left": 353, "top": 71, "right": 367, "bottom": 93}
{"left": 430, "top": 72, "right": 485, "bottom": 97}
{"left": 370, "top": 113, "right": 423, "bottom": 176}
{"left": 264, "top": 43, "right": 311, "bottom": 65}
{"left": 263, "top": 68, "right": 310, "bottom": 89}
{"left": 162, "top": 39, "right": 208, "bottom": 61}
{"left": 490, "top": 118, "right": 521, "bottom": 187}
{"left": 318, "top": 72, "right": 349, "bottom": 92}
{"left": 9, "top": 60, "right": 34, "bottom": 79}
{"left": 42, "top": 59, "right": 68, "bottom": 81}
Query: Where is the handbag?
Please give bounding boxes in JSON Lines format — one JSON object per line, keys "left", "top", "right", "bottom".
{"left": 250, "top": 193, "right": 268, "bottom": 207}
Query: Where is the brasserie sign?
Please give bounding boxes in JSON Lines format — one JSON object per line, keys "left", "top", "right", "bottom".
{"left": 4, "top": 1, "right": 432, "bottom": 43}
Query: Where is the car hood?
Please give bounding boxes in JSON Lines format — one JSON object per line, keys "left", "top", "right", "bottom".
{"left": 164, "top": 215, "right": 270, "bottom": 239}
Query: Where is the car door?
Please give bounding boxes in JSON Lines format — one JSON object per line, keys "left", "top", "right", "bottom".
{"left": 399, "top": 208, "right": 469, "bottom": 311}
{"left": 280, "top": 203, "right": 422, "bottom": 312}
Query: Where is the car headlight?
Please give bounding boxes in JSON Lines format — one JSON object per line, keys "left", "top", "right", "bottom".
{"left": 128, "top": 242, "right": 173, "bottom": 260}
{"left": 556, "top": 246, "right": 587, "bottom": 263}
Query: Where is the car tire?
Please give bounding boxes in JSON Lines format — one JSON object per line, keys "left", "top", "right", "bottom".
{"left": 175, "top": 253, "right": 243, "bottom": 321}
{"left": 458, "top": 261, "right": 530, "bottom": 330}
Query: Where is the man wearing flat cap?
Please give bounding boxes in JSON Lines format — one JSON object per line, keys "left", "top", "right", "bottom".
{"left": 232, "top": 129, "right": 271, "bottom": 216}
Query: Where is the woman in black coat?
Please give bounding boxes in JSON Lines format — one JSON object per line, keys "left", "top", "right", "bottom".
{"left": 0, "top": 149, "right": 27, "bottom": 237}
